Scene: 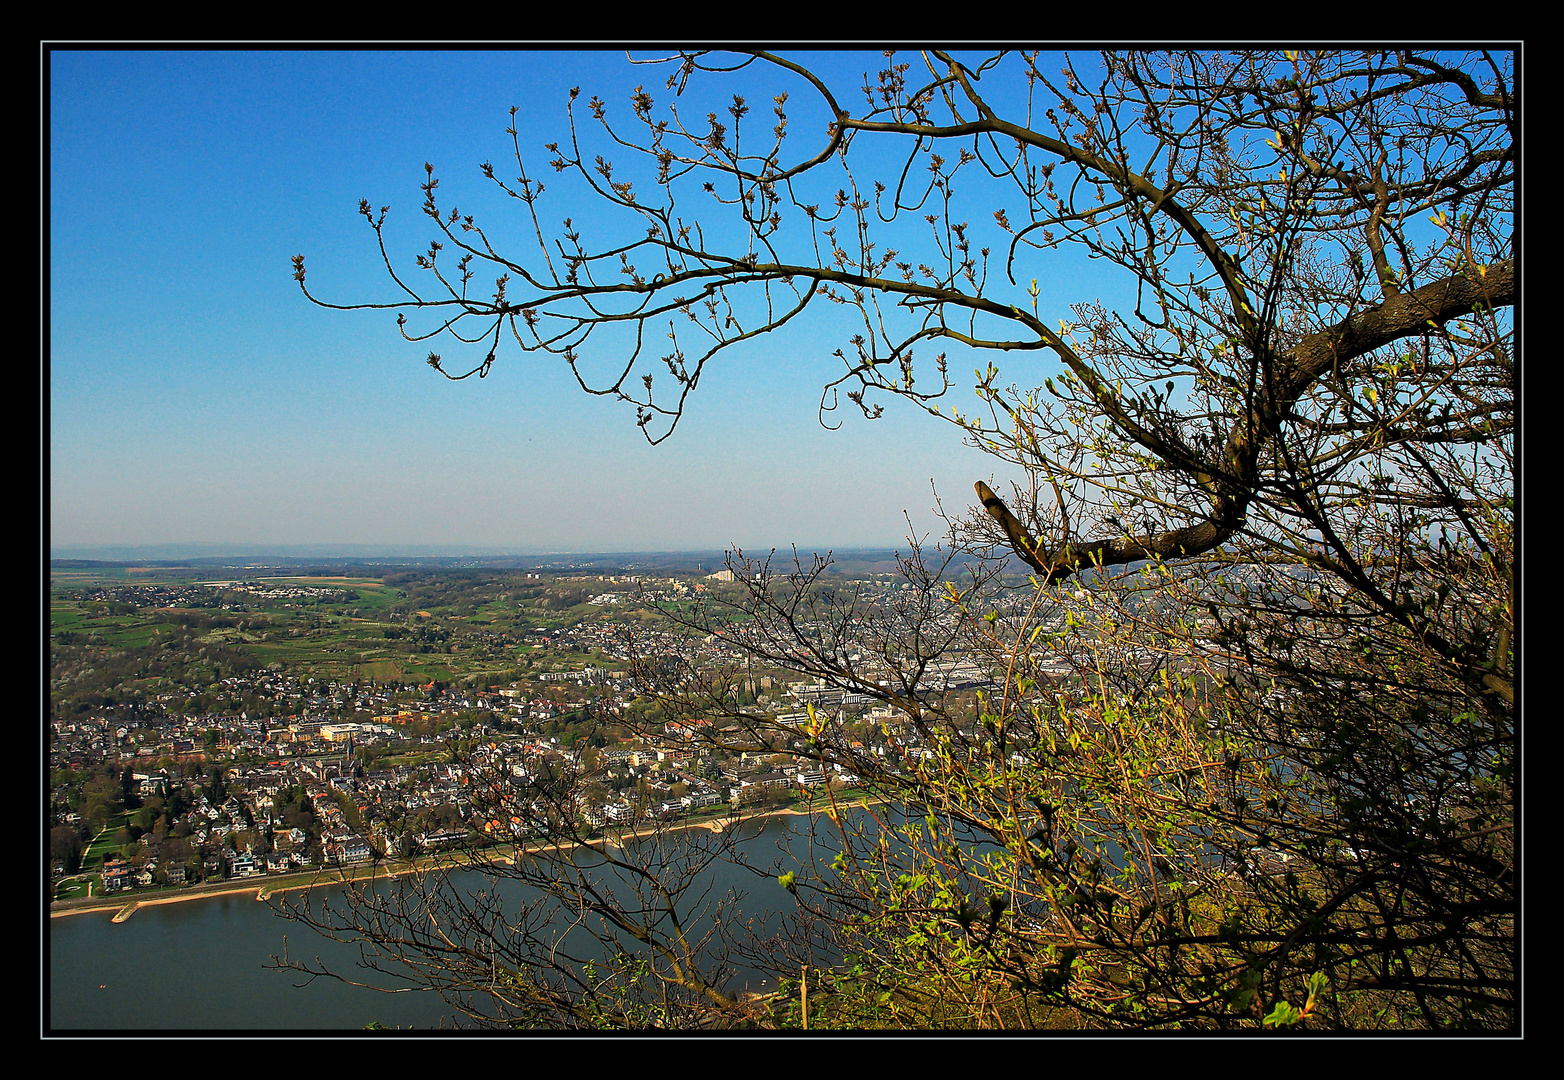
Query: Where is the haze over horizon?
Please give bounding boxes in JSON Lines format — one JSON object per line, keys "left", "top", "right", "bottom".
{"left": 49, "top": 49, "right": 1117, "bottom": 555}
{"left": 47, "top": 540, "right": 913, "bottom": 562}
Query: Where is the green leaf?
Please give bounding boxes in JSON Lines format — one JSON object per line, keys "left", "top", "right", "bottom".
{"left": 1263, "top": 1000, "right": 1303, "bottom": 1028}
{"left": 1306, "top": 971, "right": 1328, "bottom": 1001}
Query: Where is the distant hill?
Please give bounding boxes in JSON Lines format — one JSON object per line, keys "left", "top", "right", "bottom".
{"left": 49, "top": 546, "right": 934, "bottom": 575}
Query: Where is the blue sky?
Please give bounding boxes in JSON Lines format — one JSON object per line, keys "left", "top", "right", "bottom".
{"left": 49, "top": 49, "right": 1111, "bottom": 557}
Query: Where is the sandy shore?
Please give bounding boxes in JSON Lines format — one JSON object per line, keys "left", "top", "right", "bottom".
{"left": 51, "top": 866, "right": 390, "bottom": 920}
{"left": 48, "top": 800, "right": 859, "bottom": 922}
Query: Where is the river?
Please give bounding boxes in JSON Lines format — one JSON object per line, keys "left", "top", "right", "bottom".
{"left": 49, "top": 813, "right": 820, "bottom": 1031}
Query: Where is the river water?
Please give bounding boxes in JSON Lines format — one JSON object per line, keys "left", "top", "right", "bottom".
{"left": 49, "top": 814, "right": 820, "bottom": 1031}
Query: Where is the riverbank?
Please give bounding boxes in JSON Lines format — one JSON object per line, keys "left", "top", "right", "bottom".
{"left": 50, "top": 862, "right": 404, "bottom": 920}
{"left": 48, "top": 798, "right": 862, "bottom": 921}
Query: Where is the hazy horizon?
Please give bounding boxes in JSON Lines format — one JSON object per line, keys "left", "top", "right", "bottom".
{"left": 49, "top": 49, "right": 1119, "bottom": 554}
{"left": 47, "top": 540, "right": 913, "bottom": 562}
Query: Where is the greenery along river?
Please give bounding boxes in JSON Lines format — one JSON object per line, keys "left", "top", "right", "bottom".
{"left": 50, "top": 814, "right": 814, "bottom": 1031}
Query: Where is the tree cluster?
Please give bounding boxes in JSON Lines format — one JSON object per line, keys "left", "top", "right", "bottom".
{"left": 291, "top": 49, "right": 1515, "bottom": 1030}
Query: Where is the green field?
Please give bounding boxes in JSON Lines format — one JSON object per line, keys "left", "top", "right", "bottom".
{"left": 48, "top": 566, "right": 659, "bottom": 717}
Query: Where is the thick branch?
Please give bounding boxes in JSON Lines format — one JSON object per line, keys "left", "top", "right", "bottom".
{"left": 981, "top": 259, "right": 1514, "bottom": 584}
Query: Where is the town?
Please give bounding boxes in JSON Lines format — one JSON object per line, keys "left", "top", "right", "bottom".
{"left": 49, "top": 556, "right": 1057, "bottom": 900}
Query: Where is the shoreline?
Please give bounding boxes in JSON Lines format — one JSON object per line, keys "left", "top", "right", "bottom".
{"left": 49, "top": 799, "right": 860, "bottom": 921}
